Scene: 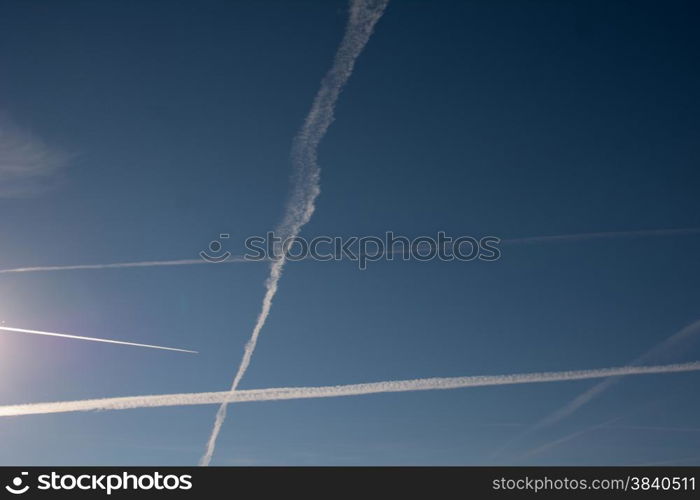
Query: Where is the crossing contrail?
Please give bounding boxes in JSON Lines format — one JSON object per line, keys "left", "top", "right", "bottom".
{"left": 199, "top": 0, "right": 390, "bottom": 466}
{"left": 0, "top": 325, "right": 198, "bottom": 354}
{"left": 532, "top": 319, "right": 700, "bottom": 433}
{"left": 0, "top": 361, "right": 697, "bottom": 418}
{"left": 492, "top": 318, "right": 700, "bottom": 459}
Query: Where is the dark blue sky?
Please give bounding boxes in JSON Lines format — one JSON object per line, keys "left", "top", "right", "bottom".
{"left": 0, "top": 0, "right": 699, "bottom": 464}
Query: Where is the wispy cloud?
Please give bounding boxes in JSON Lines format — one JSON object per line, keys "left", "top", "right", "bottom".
{"left": 0, "top": 114, "right": 68, "bottom": 198}
{"left": 199, "top": 0, "right": 390, "bottom": 466}
{"left": 0, "top": 325, "right": 197, "bottom": 354}
{"left": 0, "top": 361, "right": 697, "bottom": 418}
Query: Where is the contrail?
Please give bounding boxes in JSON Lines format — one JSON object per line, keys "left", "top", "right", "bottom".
{"left": 0, "top": 325, "right": 197, "bottom": 354}
{"left": 501, "top": 227, "right": 700, "bottom": 245}
{"left": 407, "top": 227, "right": 700, "bottom": 251}
{"left": 493, "top": 319, "right": 700, "bottom": 458}
{"left": 0, "top": 257, "right": 250, "bottom": 274}
{"left": 531, "top": 318, "right": 700, "bottom": 432}
{"left": 0, "top": 361, "right": 697, "bottom": 418}
{"left": 605, "top": 424, "right": 700, "bottom": 433}
{"left": 1, "top": 227, "right": 698, "bottom": 274}
{"left": 199, "top": 0, "right": 390, "bottom": 466}
{"left": 518, "top": 417, "right": 622, "bottom": 461}
{"left": 382, "top": 227, "right": 700, "bottom": 258}
{"left": 636, "top": 455, "right": 700, "bottom": 466}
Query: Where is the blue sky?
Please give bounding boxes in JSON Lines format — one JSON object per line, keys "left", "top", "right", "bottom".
{"left": 1, "top": 0, "right": 700, "bottom": 465}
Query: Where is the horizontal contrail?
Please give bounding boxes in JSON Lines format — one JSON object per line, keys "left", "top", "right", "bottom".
{"left": 1, "top": 228, "right": 697, "bottom": 275}
{"left": 0, "top": 361, "right": 697, "bottom": 418}
{"left": 0, "top": 257, "right": 250, "bottom": 274}
{"left": 403, "top": 227, "right": 700, "bottom": 250}
{"left": 502, "top": 227, "right": 700, "bottom": 245}
{"left": 606, "top": 424, "right": 700, "bottom": 433}
{"left": 0, "top": 326, "right": 198, "bottom": 354}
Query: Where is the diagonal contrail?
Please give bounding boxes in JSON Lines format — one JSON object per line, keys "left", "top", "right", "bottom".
{"left": 199, "top": 0, "right": 390, "bottom": 466}
{"left": 533, "top": 319, "right": 700, "bottom": 432}
{"left": 0, "top": 361, "right": 697, "bottom": 418}
{"left": 518, "top": 417, "right": 623, "bottom": 460}
{"left": 492, "top": 318, "right": 700, "bottom": 459}
{"left": 0, "top": 325, "right": 198, "bottom": 354}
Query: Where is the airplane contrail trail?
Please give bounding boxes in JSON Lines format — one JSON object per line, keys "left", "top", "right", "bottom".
{"left": 0, "top": 326, "right": 198, "bottom": 354}
{"left": 501, "top": 227, "right": 700, "bottom": 245}
{"left": 492, "top": 318, "right": 700, "bottom": 458}
{"left": 519, "top": 417, "right": 623, "bottom": 460}
{"left": 0, "top": 257, "right": 251, "bottom": 274}
{"left": 382, "top": 227, "right": 700, "bottom": 258}
{"left": 0, "top": 227, "right": 698, "bottom": 274}
{"left": 0, "top": 361, "right": 697, "bottom": 418}
{"left": 199, "top": 0, "right": 390, "bottom": 466}
{"left": 533, "top": 319, "right": 700, "bottom": 432}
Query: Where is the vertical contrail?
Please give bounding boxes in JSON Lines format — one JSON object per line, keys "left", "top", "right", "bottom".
{"left": 199, "top": 0, "right": 390, "bottom": 466}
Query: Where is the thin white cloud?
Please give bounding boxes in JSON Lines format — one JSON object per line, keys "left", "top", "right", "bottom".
{"left": 0, "top": 360, "right": 697, "bottom": 418}
{"left": 0, "top": 114, "right": 68, "bottom": 198}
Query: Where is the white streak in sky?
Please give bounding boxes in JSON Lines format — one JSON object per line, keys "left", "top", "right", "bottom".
{"left": 0, "top": 361, "right": 697, "bottom": 418}
{"left": 199, "top": 0, "right": 390, "bottom": 466}
{"left": 1, "top": 227, "right": 698, "bottom": 275}
{"left": 0, "top": 325, "right": 197, "bottom": 354}
{"left": 493, "top": 319, "right": 700, "bottom": 458}
{"left": 0, "top": 257, "right": 250, "bottom": 274}
{"left": 519, "top": 417, "right": 622, "bottom": 460}
{"left": 533, "top": 319, "right": 700, "bottom": 432}
{"left": 501, "top": 227, "right": 700, "bottom": 245}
